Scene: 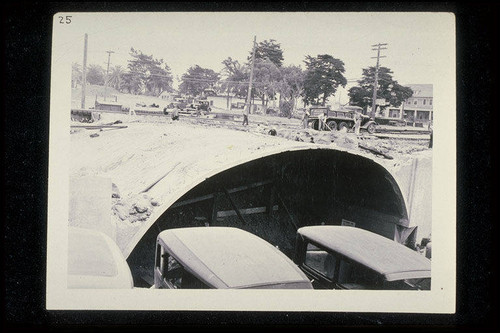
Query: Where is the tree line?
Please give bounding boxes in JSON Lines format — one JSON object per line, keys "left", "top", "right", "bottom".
{"left": 72, "top": 40, "right": 413, "bottom": 117}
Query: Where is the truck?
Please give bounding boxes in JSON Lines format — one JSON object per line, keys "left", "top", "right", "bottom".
{"left": 307, "top": 105, "right": 378, "bottom": 134}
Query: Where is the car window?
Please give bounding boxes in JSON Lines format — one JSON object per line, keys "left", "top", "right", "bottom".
{"left": 164, "top": 255, "right": 183, "bottom": 289}
{"left": 304, "top": 243, "right": 336, "bottom": 280}
{"left": 156, "top": 246, "right": 210, "bottom": 289}
{"left": 337, "top": 260, "right": 380, "bottom": 289}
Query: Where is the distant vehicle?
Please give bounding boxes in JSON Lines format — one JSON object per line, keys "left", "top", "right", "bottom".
{"left": 154, "top": 227, "right": 314, "bottom": 289}
{"left": 195, "top": 100, "right": 212, "bottom": 112}
{"left": 374, "top": 117, "right": 407, "bottom": 127}
{"left": 230, "top": 102, "right": 246, "bottom": 110}
{"left": 308, "top": 105, "right": 378, "bottom": 134}
{"left": 266, "top": 107, "right": 280, "bottom": 115}
{"left": 67, "top": 227, "right": 134, "bottom": 289}
{"left": 294, "top": 226, "right": 431, "bottom": 290}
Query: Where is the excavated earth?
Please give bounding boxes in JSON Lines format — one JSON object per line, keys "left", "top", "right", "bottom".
{"left": 69, "top": 111, "right": 432, "bottom": 254}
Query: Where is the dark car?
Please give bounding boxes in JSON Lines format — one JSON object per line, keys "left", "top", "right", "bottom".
{"left": 154, "top": 227, "right": 314, "bottom": 289}
{"left": 307, "top": 106, "right": 378, "bottom": 133}
{"left": 294, "top": 226, "right": 431, "bottom": 290}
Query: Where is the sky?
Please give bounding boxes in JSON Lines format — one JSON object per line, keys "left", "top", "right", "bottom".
{"left": 53, "top": 12, "right": 455, "bottom": 103}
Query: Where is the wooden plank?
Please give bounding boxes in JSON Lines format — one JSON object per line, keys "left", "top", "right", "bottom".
{"left": 276, "top": 192, "right": 299, "bottom": 231}
{"left": 358, "top": 143, "right": 394, "bottom": 160}
{"left": 267, "top": 186, "right": 276, "bottom": 217}
{"left": 210, "top": 192, "right": 220, "bottom": 225}
{"left": 223, "top": 188, "right": 247, "bottom": 224}
{"left": 170, "top": 179, "right": 273, "bottom": 208}
{"left": 141, "top": 162, "right": 182, "bottom": 193}
{"left": 216, "top": 205, "right": 279, "bottom": 218}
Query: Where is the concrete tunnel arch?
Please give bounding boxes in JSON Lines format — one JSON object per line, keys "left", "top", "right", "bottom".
{"left": 124, "top": 147, "right": 412, "bottom": 288}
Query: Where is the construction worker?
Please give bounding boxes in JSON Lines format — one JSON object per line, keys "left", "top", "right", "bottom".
{"left": 353, "top": 110, "right": 362, "bottom": 135}
{"left": 171, "top": 106, "right": 179, "bottom": 121}
{"left": 301, "top": 108, "right": 310, "bottom": 129}
{"left": 242, "top": 109, "right": 249, "bottom": 126}
{"left": 317, "top": 112, "right": 326, "bottom": 131}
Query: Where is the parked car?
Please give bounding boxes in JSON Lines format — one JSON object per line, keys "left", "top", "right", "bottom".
{"left": 195, "top": 100, "right": 212, "bottom": 112}
{"left": 154, "top": 227, "right": 313, "bottom": 289}
{"left": 67, "top": 227, "right": 134, "bottom": 289}
{"left": 294, "top": 226, "right": 431, "bottom": 290}
{"left": 307, "top": 105, "right": 378, "bottom": 134}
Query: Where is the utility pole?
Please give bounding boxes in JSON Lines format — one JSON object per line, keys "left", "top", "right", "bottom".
{"left": 81, "top": 33, "right": 88, "bottom": 109}
{"left": 244, "top": 36, "right": 257, "bottom": 125}
{"left": 104, "top": 50, "right": 115, "bottom": 101}
{"left": 370, "top": 43, "right": 387, "bottom": 119}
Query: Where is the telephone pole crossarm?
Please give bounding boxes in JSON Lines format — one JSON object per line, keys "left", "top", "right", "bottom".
{"left": 369, "top": 43, "right": 388, "bottom": 119}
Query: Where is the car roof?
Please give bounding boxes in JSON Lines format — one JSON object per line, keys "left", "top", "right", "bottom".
{"left": 158, "top": 227, "right": 312, "bottom": 289}
{"left": 68, "top": 227, "right": 134, "bottom": 289}
{"left": 297, "top": 226, "right": 431, "bottom": 281}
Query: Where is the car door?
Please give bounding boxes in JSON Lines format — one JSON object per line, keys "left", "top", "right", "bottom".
{"left": 299, "top": 243, "right": 338, "bottom": 289}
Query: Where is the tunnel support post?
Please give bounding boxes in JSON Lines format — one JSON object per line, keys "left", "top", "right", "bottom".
{"left": 211, "top": 192, "right": 221, "bottom": 225}
{"left": 267, "top": 185, "right": 276, "bottom": 218}
{"left": 223, "top": 188, "right": 247, "bottom": 225}
{"left": 276, "top": 192, "right": 299, "bottom": 231}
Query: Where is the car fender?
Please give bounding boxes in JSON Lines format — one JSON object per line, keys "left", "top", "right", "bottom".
{"left": 361, "top": 120, "right": 378, "bottom": 129}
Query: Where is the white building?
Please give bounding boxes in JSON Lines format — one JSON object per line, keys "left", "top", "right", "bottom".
{"left": 386, "top": 84, "right": 433, "bottom": 128}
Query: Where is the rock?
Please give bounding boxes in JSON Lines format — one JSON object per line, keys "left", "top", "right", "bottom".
{"left": 134, "top": 197, "right": 151, "bottom": 213}
{"left": 113, "top": 204, "right": 129, "bottom": 221}
{"left": 90, "top": 133, "right": 99, "bottom": 138}
{"left": 111, "top": 183, "right": 121, "bottom": 198}
{"left": 335, "top": 133, "right": 358, "bottom": 150}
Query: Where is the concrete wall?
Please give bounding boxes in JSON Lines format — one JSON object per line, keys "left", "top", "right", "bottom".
{"left": 69, "top": 176, "right": 116, "bottom": 241}
{"left": 392, "top": 154, "right": 433, "bottom": 243}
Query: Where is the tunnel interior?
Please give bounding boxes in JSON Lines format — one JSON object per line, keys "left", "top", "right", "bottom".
{"left": 127, "top": 149, "right": 409, "bottom": 287}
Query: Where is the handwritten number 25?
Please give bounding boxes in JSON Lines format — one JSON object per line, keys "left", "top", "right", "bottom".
{"left": 59, "top": 16, "right": 72, "bottom": 24}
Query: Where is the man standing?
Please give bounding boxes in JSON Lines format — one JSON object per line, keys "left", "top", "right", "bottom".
{"left": 353, "top": 110, "right": 362, "bottom": 135}
{"left": 302, "top": 108, "right": 310, "bottom": 129}
{"left": 242, "top": 109, "right": 249, "bottom": 126}
{"left": 171, "top": 106, "right": 179, "bottom": 121}
{"left": 317, "top": 112, "right": 325, "bottom": 131}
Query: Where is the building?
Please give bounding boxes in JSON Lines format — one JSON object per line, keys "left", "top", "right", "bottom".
{"left": 386, "top": 84, "right": 433, "bottom": 128}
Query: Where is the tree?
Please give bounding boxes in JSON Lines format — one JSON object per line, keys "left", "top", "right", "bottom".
{"left": 179, "top": 65, "right": 220, "bottom": 97}
{"left": 127, "top": 48, "right": 174, "bottom": 95}
{"left": 86, "top": 64, "right": 105, "bottom": 85}
{"left": 252, "top": 58, "right": 283, "bottom": 106}
{"left": 221, "top": 57, "right": 249, "bottom": 99}
{"left": 107, "top": 65, "right": 126, "bottom": 91}
{"left": 348, "top": 66, "right": 413, "bottom": 114}
{"left": 248, "top": 39, "right": 284, "bottom": 68}
{"left": 303, "top": 54, "right": 347, "bottom": 106}
{"left": 276, "top": 65, "right": 305, "bottom": 117}
{"left": 71, "top": 62, "right": 82, "bottom": 88}
{"left": 120, "top": 71, "right": 142, "bottom": 95}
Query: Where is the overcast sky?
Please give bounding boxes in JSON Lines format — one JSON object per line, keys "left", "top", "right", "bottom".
{"left": 53, "top": 12, "right": 455, "bottom": 102}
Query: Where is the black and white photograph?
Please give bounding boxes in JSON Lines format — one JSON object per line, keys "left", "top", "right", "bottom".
{"left": 46, "top": 11, "right": 456, "bottom": 312}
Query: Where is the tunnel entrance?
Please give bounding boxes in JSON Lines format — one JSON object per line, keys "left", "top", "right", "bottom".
{"left": 127, "top": 148, "right": 410, "bottom": 287}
